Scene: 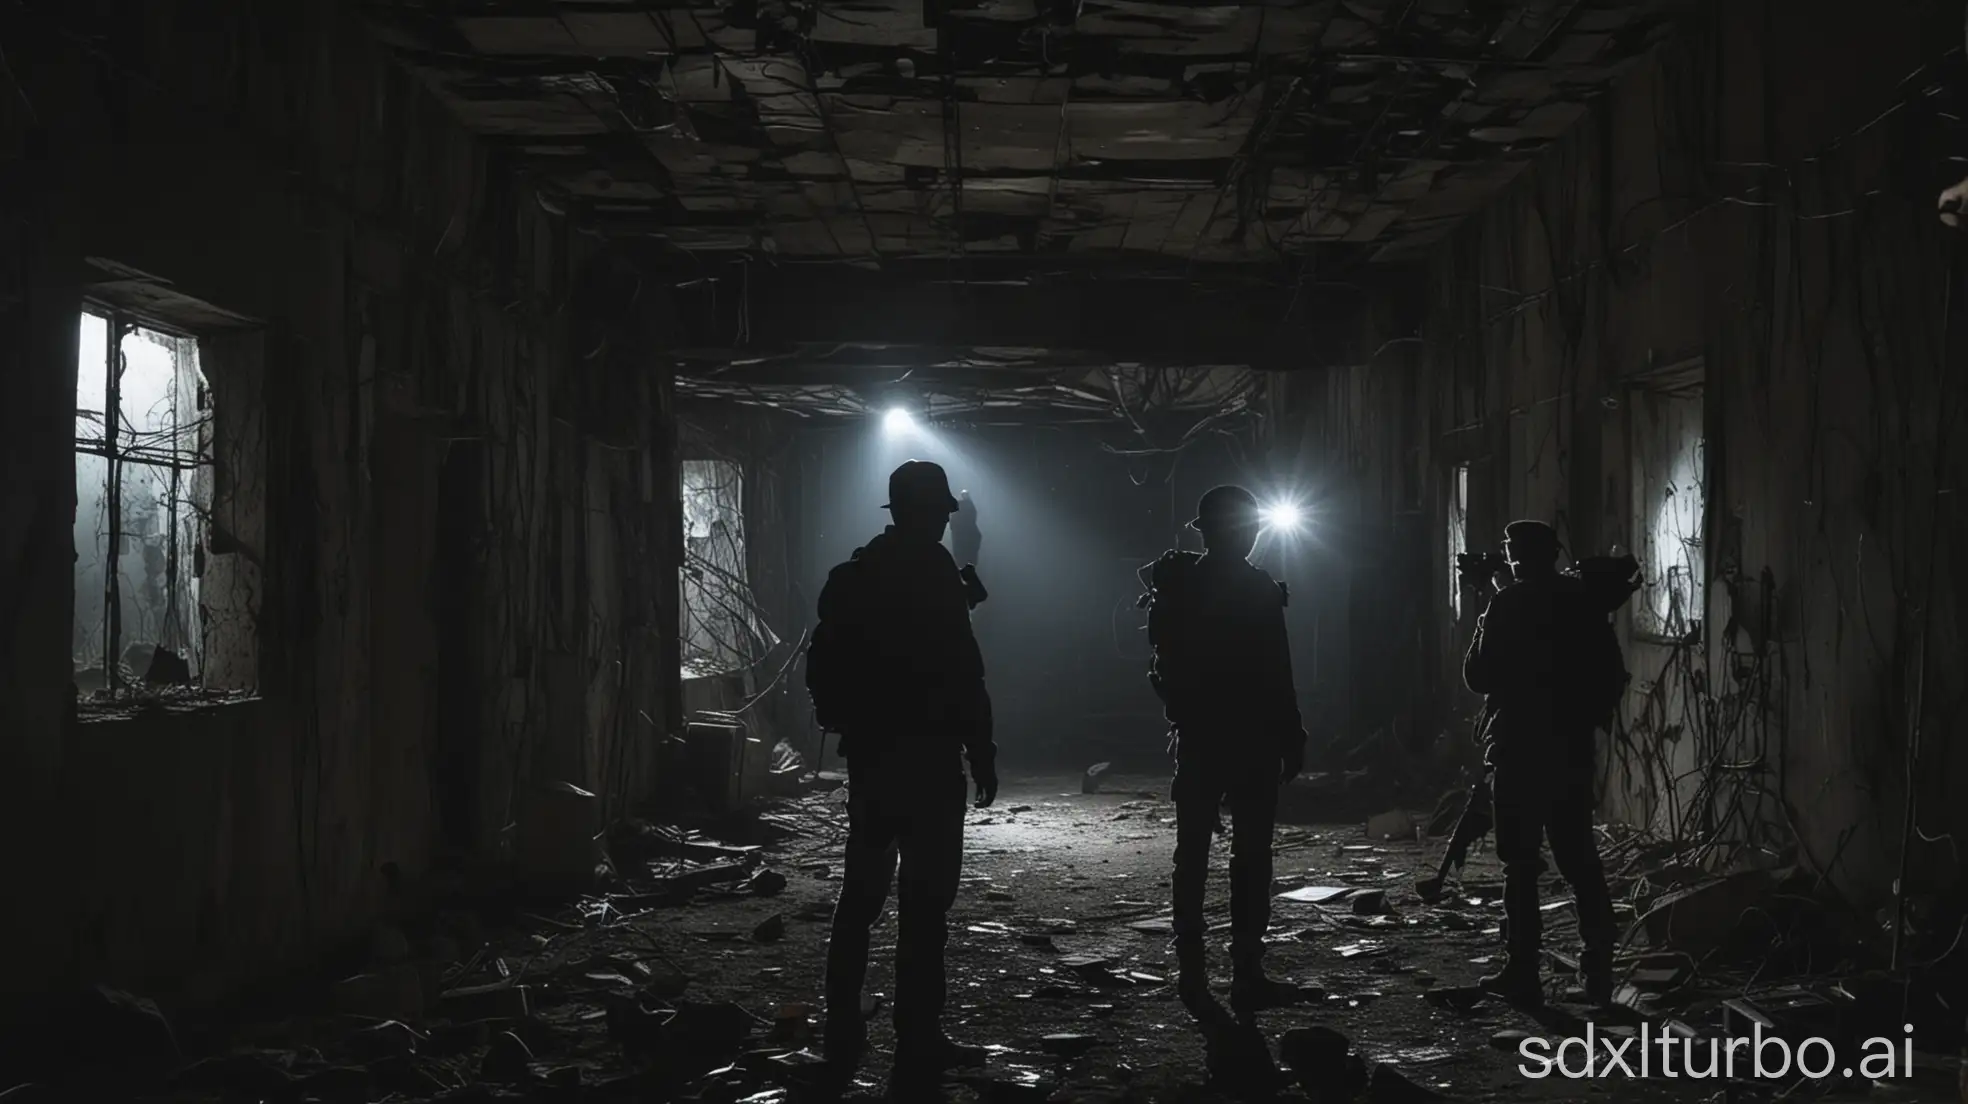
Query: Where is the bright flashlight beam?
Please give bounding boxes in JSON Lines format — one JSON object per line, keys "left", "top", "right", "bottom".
{"left": 883, "top": 408, "right": 915, "bottom": 435}
{"left": 1262, "top": 502, "right": 1303, "bottom": 531}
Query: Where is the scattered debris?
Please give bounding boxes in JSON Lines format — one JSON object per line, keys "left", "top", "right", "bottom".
{"left": 769, "top": 1004, "right": 814, "bottom": 1047}
{"left": 71, "top": 762, "right": 1912, "bottom": 1104}
{"left": 479, "top": 1031, "right": 535, "bottom": 1083}
{"left": 1040, "top": 1033, "right": 1102, "bottom": 1059}
{"left": 1278, "top": 885, "right": 1356, "bottom": 905}
{"left": 1082, "top": 762, "right": 1113, "bottom": 794}
{"left": 1488, "top": 1028, "right": 1535, "bottom": 1053}
{"left": 649, "top": 861, "right": 749, "bottom": 899}
{"left": 350, "top": 1019, "right": 423, "bottom": 1060}
{"left": 1332, "top": 940, "right": 1391, "bottom": 959}
{"left": 1424, "top": 985, "right": 1488, "bottom": 1013}
{"left": 440, "top": 977, "right": 529, "bottom": 1021}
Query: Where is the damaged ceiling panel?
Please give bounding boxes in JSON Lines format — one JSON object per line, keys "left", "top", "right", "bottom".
{"left": 365, "top": 0, "right": 1685, "bottom": 267}
{"left": 677, "top": 354, "right": 1261, "bottom": 429}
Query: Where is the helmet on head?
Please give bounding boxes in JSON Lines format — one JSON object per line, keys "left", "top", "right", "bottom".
{"left": 1503, "top": 519, "right": 1561, "bottom": 563}
{"left": 1188, "top": 485, "right": 1261, "bottom": 532}
{"left": 884, "top": 459, "right": 960, "bottom": 513}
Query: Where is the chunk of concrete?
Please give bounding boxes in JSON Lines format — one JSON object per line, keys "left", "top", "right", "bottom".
{"left": 1351, "top": 889, "right": 1390, "bottom": 916}
{"left": 1040, "top": 1033, "right": 1102, "bottom": 1059}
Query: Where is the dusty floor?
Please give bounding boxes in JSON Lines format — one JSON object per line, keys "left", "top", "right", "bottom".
{"left": 608, "top": 773, "right": 1940, "bottom": 1103}
{"left": 81, "top": 771, "right": 1951, "bottom": 1103}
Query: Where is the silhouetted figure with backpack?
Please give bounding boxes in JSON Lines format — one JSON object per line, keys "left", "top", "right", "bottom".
{"left": 1139, "top": 485, "right": 1307, "bottom": 1013}
{"left": 1460, "top": 520, "right": 1632, "bottom": 1005}
{"left": 805, "top": 460, "right": 998, "bottom": 1095}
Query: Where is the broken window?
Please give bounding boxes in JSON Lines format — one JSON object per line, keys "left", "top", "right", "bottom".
{"left": 680, "top": 459, "right": 778, "bottom": 678}
{"left": 1628, "top": 373, "right": 1706, "bottom": 640}
{"left": 1447, "top": 463, "right": 1470, "bottom": 619}
{"left": 73, "top": 310, "right": 211, "bottom": 695}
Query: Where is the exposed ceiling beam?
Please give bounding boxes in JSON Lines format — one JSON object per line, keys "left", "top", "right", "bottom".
{"left": 670, "top": 265, "right": 1378, "bottom": 372}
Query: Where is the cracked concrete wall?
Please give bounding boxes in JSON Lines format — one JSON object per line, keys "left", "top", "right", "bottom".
{"left": 0, "top": 2, "right": 680, "bottom": 1009}
{"left": 1380, "top": 2, "right": 1965, "bottom": 911}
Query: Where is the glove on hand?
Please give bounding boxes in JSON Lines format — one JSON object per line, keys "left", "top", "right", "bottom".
{"left": 969, "top": 747, "right": 1000, "bottom": 808}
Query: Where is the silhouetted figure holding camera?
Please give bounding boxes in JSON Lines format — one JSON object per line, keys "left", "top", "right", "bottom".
{"left": 1460, "top": 520, "right": 1631, "bottom": 1005}
{"left": 805, "top": 459, "right": 998, "bottom": 1094}
{"left": 1140, "top": 485, "right": 1307, "bottom": 1013}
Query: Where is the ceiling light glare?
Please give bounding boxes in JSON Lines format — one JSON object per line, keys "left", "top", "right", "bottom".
{"left": 1262, "top": 502, "right": 1304, "bottom": 532}
{"left": 883, "top": 407, "right": 915, "bottom": 436}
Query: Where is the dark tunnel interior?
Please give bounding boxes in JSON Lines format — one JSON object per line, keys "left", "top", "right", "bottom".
{"left": 7, "top": 0, "right": 1968, "bottom": 1101}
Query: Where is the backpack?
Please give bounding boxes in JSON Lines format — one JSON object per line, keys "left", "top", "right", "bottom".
{"left": 805, "top": 555, "right": 870, "bottom": 734}
{"left": 1137, "top": 551, "right": 1202, "bottom": 707}
{"left": 1566, "top": 555, "right": 1640, "bottom": 729}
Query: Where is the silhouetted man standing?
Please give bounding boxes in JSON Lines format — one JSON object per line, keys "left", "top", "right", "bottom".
{"left": 805, "top": 459, "right": 999, "bottom": 1093}
{"left": 1461, "top": 520, "right": 1624, "bottom": 1004}
{"left": 1142, "top": 485, "right": 1306, "bottom": 1010}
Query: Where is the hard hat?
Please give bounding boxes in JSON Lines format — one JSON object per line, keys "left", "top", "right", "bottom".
{"left": 1503, "top": 519, "right": 1561, "bottom": 559}
{"left": 1188, "top": 485, "right": 1261, "bottom": 531}
{"left": 884, "top": 459, "right": 960, "bottom": 512}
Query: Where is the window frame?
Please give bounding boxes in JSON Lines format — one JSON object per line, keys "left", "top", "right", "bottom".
{"left": 1447, "top": 461, "right": 1471, "bottom": 619}
{"left": 1622, "top": 359, "right": 1708, "bottom": 646}
{"left": 74, "top": 302, "right": 214, "bottom": 697}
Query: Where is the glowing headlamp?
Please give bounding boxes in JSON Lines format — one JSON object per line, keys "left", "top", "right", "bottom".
{"left": 1262, "top": 502, "right": 1304, "bottom": 532}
